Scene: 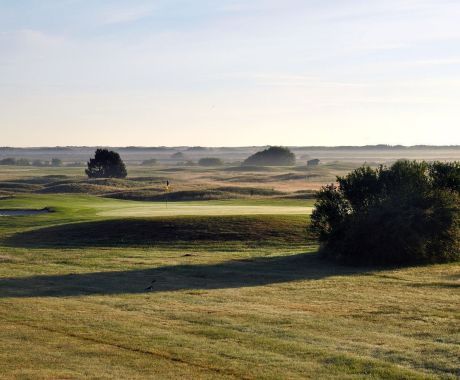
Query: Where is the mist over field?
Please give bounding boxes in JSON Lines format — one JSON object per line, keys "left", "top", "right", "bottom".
{"left": 1, "top": 145, "right": 459, "bottom": 163}
{"left": 1, "top": 1, "right": 459, "bottom": 379}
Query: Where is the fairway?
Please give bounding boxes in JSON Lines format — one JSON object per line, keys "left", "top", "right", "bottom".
{"left": 0, "top": 194, "right": 314, "bottom": 219}
{"left": 98, "top": 203, "right": 313, "bottom": 217}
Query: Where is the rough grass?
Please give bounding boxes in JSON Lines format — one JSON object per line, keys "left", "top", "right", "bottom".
{"left": 0, "top": 186, "right": 458, "bottom": 378}
{"left": 0, "top": 182, "right": 43, "bottom": 192}
{"left": 0, "top": 162, "right": 340, "bottom": 201}
{"left": 0, "top": 244, "right": 458, "bottom": 379}
{"left": 0, "top": 174, "right": 311, "bottom": 202}
{"left": 37, "top": 183, "right": 114, "bottom": 194}
{"left": 107, "top": 187, "right": 286, "bottom": 202}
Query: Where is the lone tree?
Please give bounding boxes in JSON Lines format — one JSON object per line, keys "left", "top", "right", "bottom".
{"left": 86, "top": 149, "right": 127, "bottom": 178}
{"left": 141, "top": 158, "right": 157, "bottom": 166}
{"left": 307, "top": 159, "right": 320, "bottom": 167}
{"left": 243, "top": 146, "right": 295, "bottom": 166}
{"left": 51, "top": 158, "right": 62, "bottom": 167}
{"left": 310, "top": 160, "right": 460, "bottom": 266}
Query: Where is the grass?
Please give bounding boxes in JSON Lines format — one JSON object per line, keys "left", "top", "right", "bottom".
{"left": 0, "top": 181, "right": 458, "bottom": 378}
{"left": 1, "top": 245, "right": 458, "bottom": 379}
{"left": 0, "top": 194, "right": 312, "bottom": 223}
{"left": 5, "top": 214, "right": 311, "bottom": 249}
{"left": 0, "top": 162, "right": 334, "bottom": 197}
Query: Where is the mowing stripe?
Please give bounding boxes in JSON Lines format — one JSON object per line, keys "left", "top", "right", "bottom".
{"left": 0, "top": 315, "right": 250, "bottom": 379}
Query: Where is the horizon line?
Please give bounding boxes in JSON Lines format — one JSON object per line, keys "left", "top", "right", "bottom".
{"left": 1, "top": 144, "right": 459, "bottom": 150}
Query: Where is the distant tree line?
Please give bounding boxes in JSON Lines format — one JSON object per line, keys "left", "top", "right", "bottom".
{"left": 292, "top": 145, "right": 460, "bottom": 151}
{"left": 85, "top": 149, "right": 224, "bottom": 177}
{"left": 0, "top": 157, "right": 63, "bottom": 167}
{"left": 310, "top": 160, "right": 460, "bottom": 266}
{"left": 171, "top": 152, "right": 185, "bottom": 160}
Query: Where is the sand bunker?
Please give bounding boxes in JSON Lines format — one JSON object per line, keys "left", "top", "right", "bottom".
{"left": 0, "top": 209, "right": 51, "bottom": 216}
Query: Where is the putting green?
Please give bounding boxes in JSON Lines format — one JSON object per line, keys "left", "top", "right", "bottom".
{"left": 98, "top": 204, "right": 313, "bottom": 217}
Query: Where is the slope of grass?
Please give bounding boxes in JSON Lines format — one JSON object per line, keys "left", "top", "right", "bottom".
{"left": 107, "top": 186, "right": 287, "bottom": 202}
{"left": 0, "top": 194, "right": 313, "bottom": 225}
{"left": 0, "top": 192, "right": 458, "bottom": 379}
{"left": 5, "top": 215, "right": 310, "bottom": 249}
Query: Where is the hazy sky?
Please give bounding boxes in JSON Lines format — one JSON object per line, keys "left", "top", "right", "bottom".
{"left": 1, "top": 0, "right": 459, "bottom": 146}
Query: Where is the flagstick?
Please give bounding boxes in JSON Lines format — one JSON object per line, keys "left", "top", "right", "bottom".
{"left": 165, "top": 181, "right": 170, "bottom": 208}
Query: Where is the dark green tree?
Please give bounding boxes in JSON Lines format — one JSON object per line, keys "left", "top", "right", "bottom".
{"left": 198, "top": 157, "right": 223, "bottom": 166}
{"left": 243, "top": 147, "right": 295, "bottom": 166}
{"left": 310, "top": 160, "right": 460, "bottom": 266}
{"left": 16, "top": 158, "right": 30, "bottom": 166}
{"left": 141, "top": 158, "right": 157, "bottom": 166}
{"left": 51, "top": 158, "right": 62, "bottom": 167}
{"left": 0, "top": 158, "right": 16, "bottom": 165}
{"left": 86, "top": 149, "right": 127, "bottom": 178}
{"left": 32, "top": 159, "right": 48, "bottom": 167}
{"left": 430, "top": 161, "right": 460, "bottom": 193}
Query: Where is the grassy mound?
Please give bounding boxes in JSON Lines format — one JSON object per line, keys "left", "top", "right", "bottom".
{"left": 224, "top": 165, "right": 275, "bottom": 172}
{"left": 272, "top": 173, "right": 307, "bottom": 181}
{"left": 283, "top": 190, "right": 317, "bottom": 200}
{"left": 6, "top": 215, "right": 310, "bottom": 248}
{"left": 106, "top": 186, "right": 286, "bottom": 202}
{"left": 0, "top": 182, "right": 43, "bottom": 193}
{"left": 214, "top": 186, "right": 284, "bottom": 196}
{"left": 107, "top": 189, "right": 228, "bottom": 202}
{"left": 37, "top": 183, "right": 111, "bottom": 194}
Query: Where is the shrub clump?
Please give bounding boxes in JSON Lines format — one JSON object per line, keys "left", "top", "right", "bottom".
{"left": 198, "top": 157, "right": 223, "bottom": 166}
{"left": 310, "top": 160, "right": 460, "bottom": 266}
{"left": 243, "top": 147, "right": 295, "bottom": 166}
{"left": 141, "top": 158, "right": 157, "bottom": 166}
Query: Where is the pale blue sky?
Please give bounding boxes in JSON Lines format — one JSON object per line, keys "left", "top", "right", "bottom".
{"left": 1, "top": 0, "right": 459, "bottom": 146}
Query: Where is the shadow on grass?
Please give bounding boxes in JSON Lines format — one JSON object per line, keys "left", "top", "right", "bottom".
{"left": 0, "top": 253, "right": 367, "bottom": 298}
{"left": 4, "top": 216, "right": 309, "bottom": 248}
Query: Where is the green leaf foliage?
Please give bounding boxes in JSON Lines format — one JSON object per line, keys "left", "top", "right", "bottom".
{"left": 243, "top": 146, "right": 295, "bottom": 166}
{"left": 311, "top": 160, "right": 460, "bottom": 266}
{"left": 86, "top": 149, "right": 128, "bottom": 179}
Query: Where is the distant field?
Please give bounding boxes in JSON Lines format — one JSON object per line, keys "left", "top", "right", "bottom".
{"left": 0, "top": 163, "right": 459, "bottom": 379}
{"left": 0, "top": 158, "right": 388, "bottom": 195}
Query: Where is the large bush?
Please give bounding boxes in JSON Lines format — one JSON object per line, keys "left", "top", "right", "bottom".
{"left": 310, "top": 161, "right": 460, "bottom": 266}
{"left": 243, "top": 147, "right": 295, "bottom": 166}
{"left": 141, "top": 158, "right": 157, "bottom": 166}
{"left": 198, "top": 157, "right": 223, "bottom": 166}
{"left": 86, "top": 149, "right": 127, "bottom": 178}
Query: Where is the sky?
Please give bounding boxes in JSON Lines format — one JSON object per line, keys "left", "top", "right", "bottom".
{"left": 0, "top": 0, "right": 459, "bottom": 147}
